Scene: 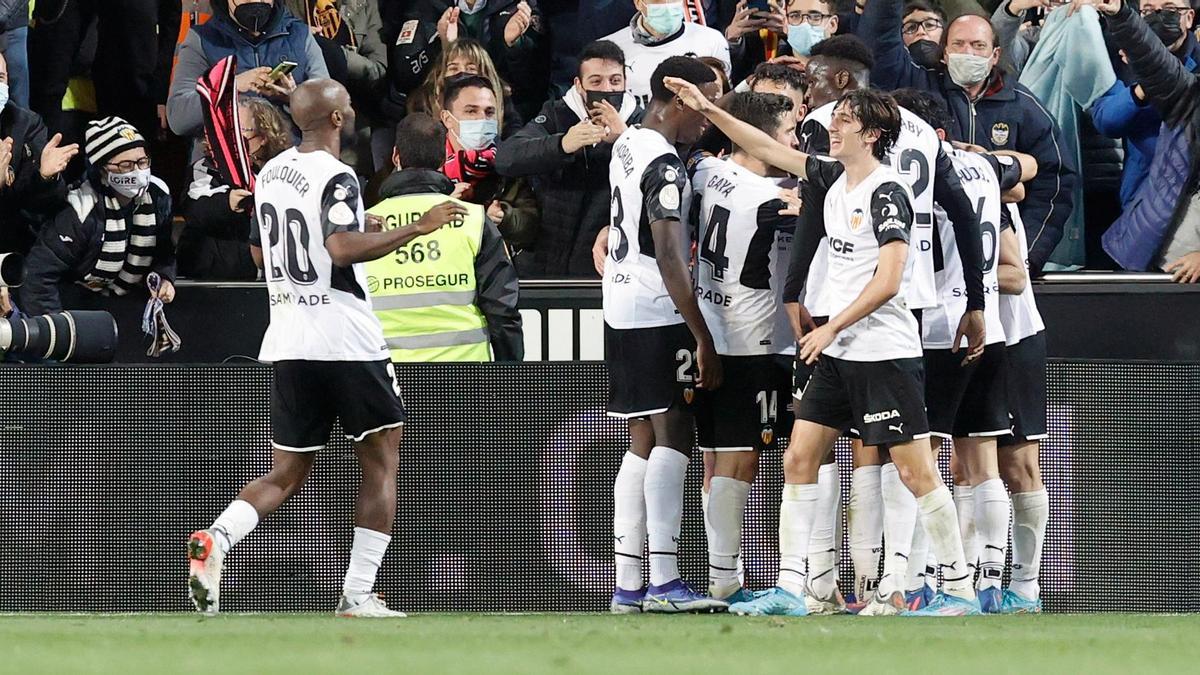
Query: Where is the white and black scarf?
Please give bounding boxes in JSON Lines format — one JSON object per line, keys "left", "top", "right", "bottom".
{"left": 78, "top": 185, "right": 159, "bottom": 297}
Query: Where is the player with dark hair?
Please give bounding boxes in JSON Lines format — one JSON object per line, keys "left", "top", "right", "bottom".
{"left": 605, "top": 56, "right": 726, "bottom": 614}
{"left": 186, "top": 80, "right": 467, "bottom": 618}
{"left": 667, "top": 75, "right": 981, "bottom": 618}
{"left": 691, "top": 92, "right": 799, "bottom": 604}
{"left": 752, "top": 62, "right": 809, "bottom": 125}
{"left": 891, "top": 87, "right": 1038, "bottom": 613}
{"left": 783, "top": 34, "right": 987, "bottom": 615}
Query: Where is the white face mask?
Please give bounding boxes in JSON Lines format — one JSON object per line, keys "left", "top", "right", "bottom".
{"left": 107, "top": 167, "right": 152, "bottom": 198}
{"left": 946, "top": 52, "right": 992, "bottom": 88}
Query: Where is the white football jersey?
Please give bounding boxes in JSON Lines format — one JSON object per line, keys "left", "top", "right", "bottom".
{"left": 604, "top": 126, "right": 690, "bottom": 330}
{"left": 807, "top": 158, "right": 921, "bottom": 362}
{"left": 922, "top": 146, "right": 1015, "bottom": 349}
{"left": 999, "top": 204, "right": 1045, "bottom": 345}
{"left": 253, "top": 148, "right": 388, "bottom": 362}
{"left": 800, "top": 103, "right": 939, "bottom": 313}
{"left": 603, "top": 22, "right": 730, "bottom": 106}
{"left": 691, "top": 157, "right": 792, "bottom": 356}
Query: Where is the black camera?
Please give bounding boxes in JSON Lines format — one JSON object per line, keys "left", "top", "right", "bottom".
{"left": 0, "top": 252, "right": 23, "bottom": 288}
{"left": 0, "top": 252, "right": 118, "bottom": 363}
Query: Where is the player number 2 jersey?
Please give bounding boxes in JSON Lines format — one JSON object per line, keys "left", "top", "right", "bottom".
{"left": 808, "top": 158, "right": 921, "bottom": 362}
{"left": 801, "top": 103, "right": 939, "bottom": 314}
{"left": 604, "top": 126, "right": 691, "bottom": 330}
{"left": 253, "top": 148, "right": 388, "bottom": 362}
{"left": 922, "top": 145, "right": 1016, "bottom": 349}
{"left": 691, "top": 157, "right": 792, "bottom": 356}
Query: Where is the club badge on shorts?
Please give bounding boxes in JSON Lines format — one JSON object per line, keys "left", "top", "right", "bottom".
{"left": 761, "top": 427, "right": 774, "bottom": 446}
{"left": 683, "top": 387, "right": 695, "bottom": 404}
{"left": 991, "top": 122, "right": 1010, "bottom": 146}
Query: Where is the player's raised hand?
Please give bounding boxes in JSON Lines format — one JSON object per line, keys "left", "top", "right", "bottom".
{"left": 415, "top": 201, "right": 468, "bottom": 234}
{"left": 695, "top": 341, "right": 723, "bottom": 390}
{"left": 662, "top": 77, "right": 713, "bottom": 114}
{"left": 777, "top": 186, "right": 802, "bottom": 217}
{"left": 952, "top": 309, "right": 986, "bottom": 366}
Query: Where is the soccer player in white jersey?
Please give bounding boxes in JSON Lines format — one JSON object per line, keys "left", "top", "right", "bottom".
{"left": 784, "top": 35, "right": 987, "bottom": 613}
{"left": 665, "top": 75, "right": 980, "bottom": 617}
{"left": 605, "top": 56, "right": 726, "bottom": 614}
{"left": 186, "top": 80, "right": 466, "bottom": 618}
{"left": 888, "top": 88, "right": 1037, "bottom": 614}
{"left": 995, "top": 202, "right": 1050, "bottom": 614}
{"left": 691, "top": 92, "right": 799, "bottom": 604}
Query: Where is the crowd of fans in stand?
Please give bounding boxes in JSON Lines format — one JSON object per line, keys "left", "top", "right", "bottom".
{"left": 1, "top": 0, "right": 1199, "bottom": 323}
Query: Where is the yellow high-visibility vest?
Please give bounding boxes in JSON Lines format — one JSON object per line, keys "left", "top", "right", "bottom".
{"left": 365, "top": 193, "right": 491, "bottom": 362}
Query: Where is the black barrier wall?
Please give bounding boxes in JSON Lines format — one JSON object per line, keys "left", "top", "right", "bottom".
{"left": 0, "top": 362, "right": 1197, "bottom": 613}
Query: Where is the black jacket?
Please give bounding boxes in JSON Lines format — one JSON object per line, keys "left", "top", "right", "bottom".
{"left": 495, "top": 95, "right": 643, "bottom": 277}
{"left": 177, "top": 159, "right": 259, "bottom": 281}
{"left": 19, "top": 175, "right": 176, "bottom": 316}
{"left": 0, "top": 105, "right": 69, "bottom": 254}
{"left": 1109, "top": 4, "right": 1200, "bottom": 245}
{"left": 377, "top": 168, "right": 524, "bottom": 362}
{"left": 857, "top": 0, "right": 1076, "bottom": 275}
{"left": 380, "top": 0, "right": 550, "bottom": 123}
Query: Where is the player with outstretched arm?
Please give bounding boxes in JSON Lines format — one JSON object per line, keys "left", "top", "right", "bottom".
{"left": 663, "top": 74, "right": 980, "bottom": 617}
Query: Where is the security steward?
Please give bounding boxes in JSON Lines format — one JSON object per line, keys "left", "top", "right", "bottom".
{"left": 366, "top": 112, "right": 523, "bottom": 362}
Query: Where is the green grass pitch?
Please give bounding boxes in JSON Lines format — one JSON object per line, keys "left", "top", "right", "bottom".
{"left": 2, "top": 613, "right": 1197, "bottom": 674}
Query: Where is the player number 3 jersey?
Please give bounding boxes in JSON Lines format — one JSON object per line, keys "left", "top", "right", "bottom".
{"left": 253, "top": 148, "right": 388, "bottom": 362}
{"left": 808, "top": 157, "right": 921, "bottom": 362}
{"left": 604, "top": 126, "right": 691, "bottom": 330}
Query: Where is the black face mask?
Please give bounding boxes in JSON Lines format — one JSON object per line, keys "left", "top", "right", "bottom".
{"left": 908, "top": 39, "right": 943, "bottom": 70}
{"left": 585, "top": 90, "right": 625, "bottom": 112}
{"left": 1144, "top": 10, "right": 1185, "bottom": 48}
{"left": 232, "top": 2, "right": 273, "bottom": 32}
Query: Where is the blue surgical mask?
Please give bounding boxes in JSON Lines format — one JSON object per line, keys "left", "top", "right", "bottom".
{"left": 454, "top": 117, "right": 498, "bottom": 151}
{"left": 0, "top": 83, "right": 8, "bottom": 112}
{"left": 786, "top": 23, "right": 826, "bottom": 57}
{"left": 644, "top": 2, "right": 685, "bottom": 37}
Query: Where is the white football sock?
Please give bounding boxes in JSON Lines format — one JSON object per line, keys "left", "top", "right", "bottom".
{"left": 919, "top": 485, "right": 974, "bottom": 600}
{"left": 645, "top": 447, "right": 689, "bottom": 587}
{"left": 211, "top": 499, "right": 259, "bottom": 554}
{"left": 707, "top": 477, "right": 751, "bottom": 598}
{"left": 1010, "top": 489, "right": 1049, "bottom": 599}
{"left": 848, "top": 465, "right": 883, "bottom": 599}
{"left": 924, "top": 547, "right": 939, "bottom": 593}
{"left": 778, "top": 483, "right": 818, "bottom": 597}
{"left": 974, "top": 478, "right": 1011, "bottom": 591}
{"left": 613, "top": 452, "right": 648, "bottom": 592}
{"left": 906, "top": 520, "right": 930, "bottom": 593}
{"left": 342, "top": 527, "right": 391, "bottom": 601}
{"left": 954, "top": 484, "right": 978, "bottom": 581}
{"left": 806, "top": 463, "right": 840, "bottom": 598}
{"left": 879, "top": 463, "right": 917, "bottom": 598}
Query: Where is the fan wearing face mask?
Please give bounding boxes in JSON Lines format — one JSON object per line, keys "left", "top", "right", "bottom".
{"left": 495, "top": 39, "right": 644, "bottom": 278}
{"left": 439, "top": 74, "right": 539, "bottom": 250}
{"left": 603, "top": 0, "right": 731, "bottom": 105}
{"left": 726, "top": 0, "right": 840, "bottom": 83}
{"left": 856, "top": 0, "right": 1076, "bottom": 277}
{"left": 1092, "top": 0, "right": 1199, "bottom": 210}
{"left": 167, "top": 0, "right": 330, "bottom": 151}
{"left": 18, "top": 117, "right": 176, "bottom": 317}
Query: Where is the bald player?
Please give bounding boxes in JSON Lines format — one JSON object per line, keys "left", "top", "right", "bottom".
{"left": 186, "top": 80, "right": 465, "bottom": 618}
